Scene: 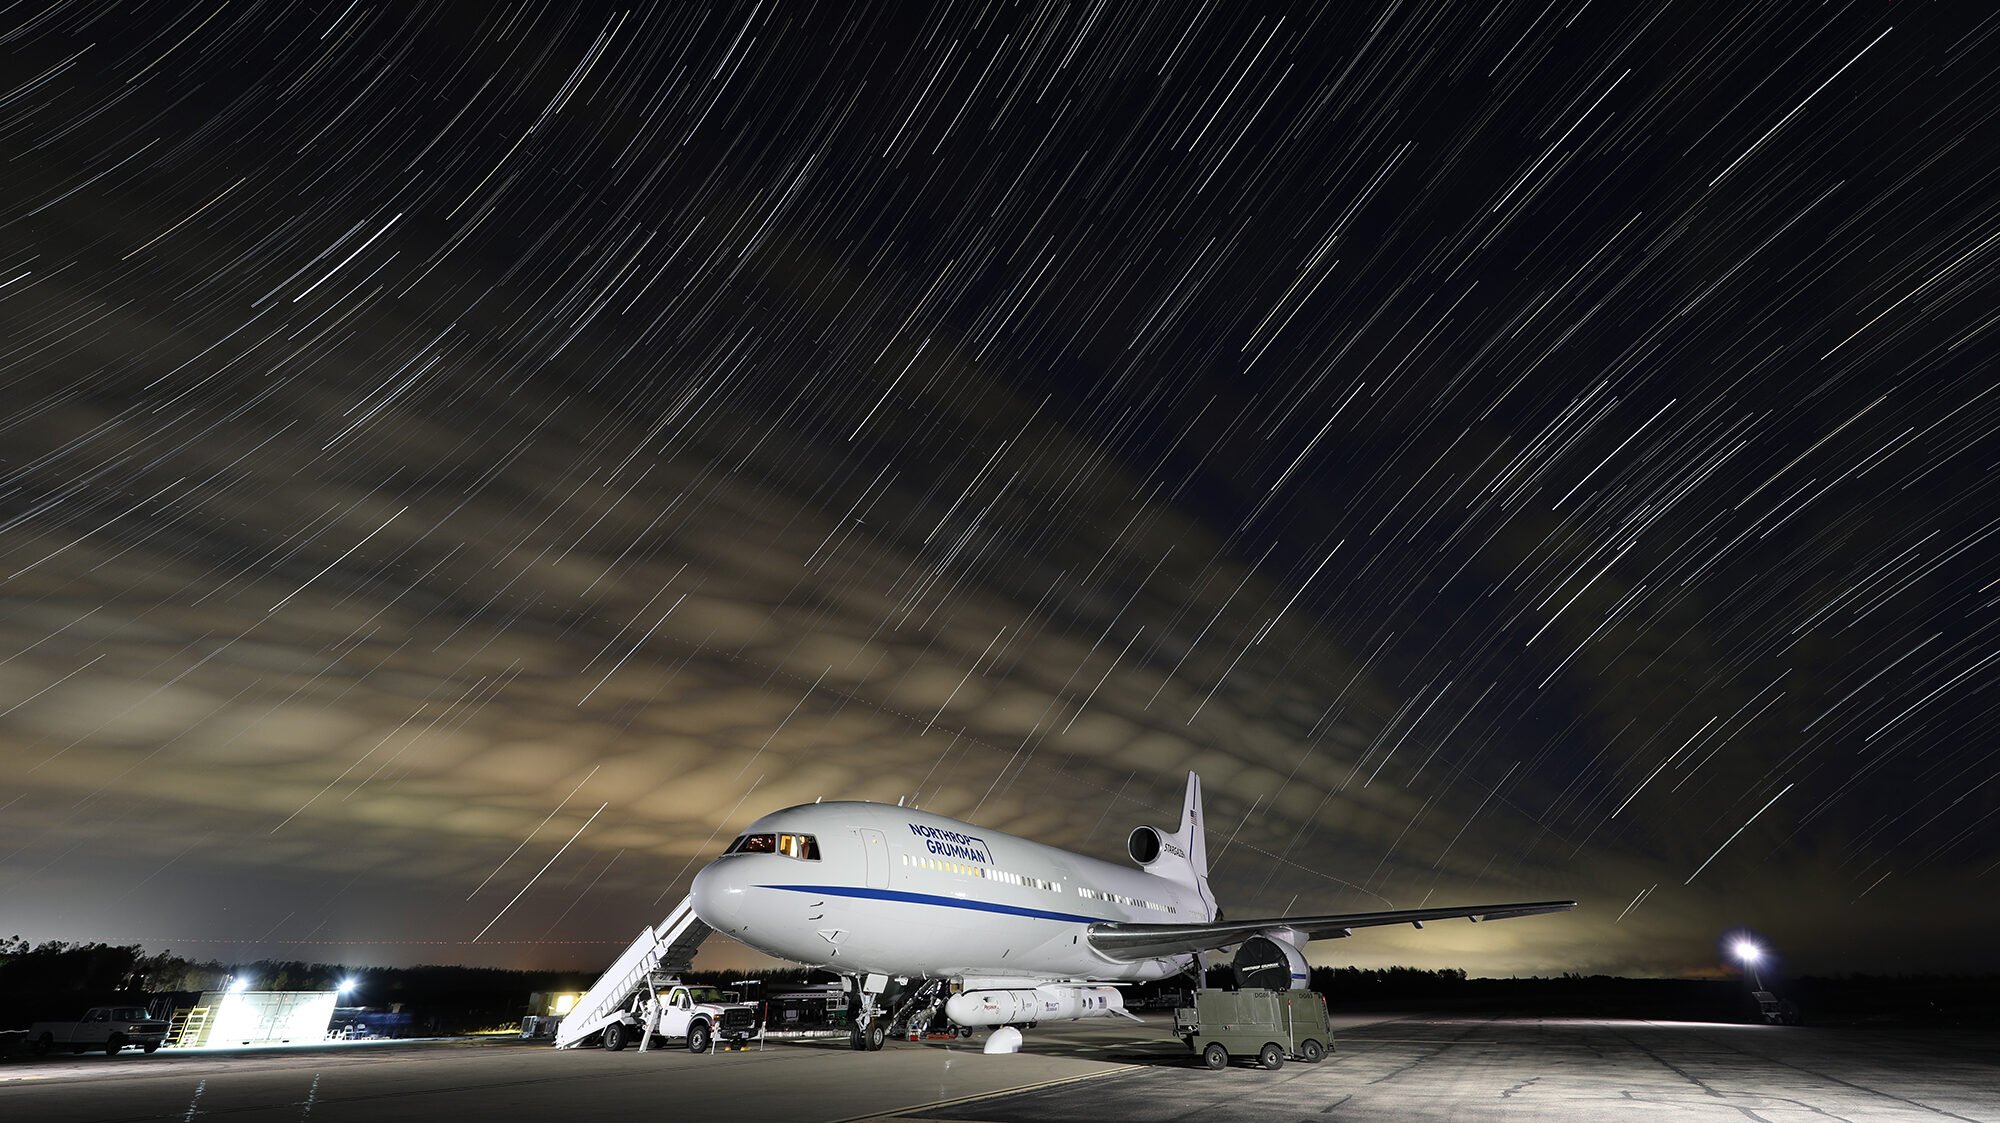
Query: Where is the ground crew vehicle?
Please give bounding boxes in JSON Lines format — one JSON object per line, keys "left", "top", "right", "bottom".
{"left": 30, "top": 1007, "right": 170, "bottom": 1056}
{"left": 1174, "top": 988, "right": 1331, "bottom": 1070}
{"left": 583, "top": 976, "right": 759, "bottom": 1052}
{"left": 642, "top": 982, "right": 759, "bottom": 1052}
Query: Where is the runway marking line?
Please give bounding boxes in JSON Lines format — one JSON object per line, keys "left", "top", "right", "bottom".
{"left": 824, "top": 1063, "right": 1141, "bottom": 1122}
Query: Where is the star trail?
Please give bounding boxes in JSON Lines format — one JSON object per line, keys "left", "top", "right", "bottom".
{"left": 2, "top": 1, "right": 1996, "bottom": 978}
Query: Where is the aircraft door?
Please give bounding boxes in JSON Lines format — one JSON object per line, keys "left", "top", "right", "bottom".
{"left": 859, "top": 829, "right": 889, "bottom": 888}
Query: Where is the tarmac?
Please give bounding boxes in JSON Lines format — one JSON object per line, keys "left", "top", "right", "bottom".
{"left": 3, "top": 1013, "right": 1996, "bottom": 1122}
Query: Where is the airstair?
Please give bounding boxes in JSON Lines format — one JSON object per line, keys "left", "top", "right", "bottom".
{"left": 166, "top": 1005, "right": 211, "bottom": 1048}
{"left": 554, "top": 895, "right": 712, "bottom": 1048}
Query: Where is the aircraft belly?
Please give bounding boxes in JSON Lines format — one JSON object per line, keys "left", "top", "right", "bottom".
{"left": 840, "top": 899, "right": 1051, "bottom": 975}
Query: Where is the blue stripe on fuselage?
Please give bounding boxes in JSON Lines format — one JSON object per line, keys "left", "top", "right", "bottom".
{"left": 756, "top": 883, "right": 1105, "bottom": 924}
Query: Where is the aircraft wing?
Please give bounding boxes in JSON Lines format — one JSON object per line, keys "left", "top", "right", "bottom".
{"left": 1085, "top": 899, "right": 1576, "bottom": 962}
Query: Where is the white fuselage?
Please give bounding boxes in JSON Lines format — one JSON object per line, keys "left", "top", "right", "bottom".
{"left": 689, "top": 801, "right": 1210, "bottom": 982}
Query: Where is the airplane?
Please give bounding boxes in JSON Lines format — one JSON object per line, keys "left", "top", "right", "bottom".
{"left": 688, "top": 772, "right": 1574, "bottom": 1051}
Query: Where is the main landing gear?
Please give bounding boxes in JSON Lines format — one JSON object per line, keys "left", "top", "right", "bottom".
{"left": 844, "top": 971, "right": 976, "bottom": 1047}
{"left": 845, "top": 973, "right": 973, "bottom": 1050}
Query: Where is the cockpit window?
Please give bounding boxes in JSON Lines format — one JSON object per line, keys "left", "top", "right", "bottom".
{"left": 777, "top": 833, "right": 820, "bottom": 860}
{"left": 724, "top": 832, "right": 818, "bottom": 859}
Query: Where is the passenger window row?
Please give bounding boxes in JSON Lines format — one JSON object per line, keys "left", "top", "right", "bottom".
{"left": 901, "top": 852, "right": 1061, "bottom": 892}
{"left": 1077, "top": 885, "right": 1176, "bottom": 913}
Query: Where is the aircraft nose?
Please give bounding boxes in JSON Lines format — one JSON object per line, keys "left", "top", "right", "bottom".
{"left": 690, "top": 859, "right": 748, "bottom": 932}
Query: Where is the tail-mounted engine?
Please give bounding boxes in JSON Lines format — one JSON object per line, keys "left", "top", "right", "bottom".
{"left": 1128, "top": 822, "right": 1193, "bottom": 871}
{"left": 1128, "top": 825, "right": 1164, "bottom": 864}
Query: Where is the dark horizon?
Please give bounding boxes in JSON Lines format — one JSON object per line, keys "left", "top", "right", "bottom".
{"left": 20, "top": 933, "right": 2000, "bottom": 993}
{"left": 2, "top": 2, "right": 1996, "bottom": 980}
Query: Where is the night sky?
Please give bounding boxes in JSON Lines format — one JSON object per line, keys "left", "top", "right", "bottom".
{"left": 3, "top": 1, "right": 1996, "bottom": 981}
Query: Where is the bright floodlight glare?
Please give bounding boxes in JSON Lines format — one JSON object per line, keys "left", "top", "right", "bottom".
{"left": 337, "top": 979, "right": 357, "bottom": 995}
{"left": 229, "top": 977, "right": 250, "bottom": 992}
{"left": 1732, "top": 939, "right": 1761, "bottom": 963}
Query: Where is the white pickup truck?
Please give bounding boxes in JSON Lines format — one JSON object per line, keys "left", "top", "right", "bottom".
{"left": 30, "top": 1006, "right": 171, "bottom": 1055}
{"left": 599, "top": 982, "right": 759, "bottom": 1052}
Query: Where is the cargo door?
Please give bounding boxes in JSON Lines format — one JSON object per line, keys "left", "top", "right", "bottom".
{"left": 859, "top": 829, "right": 889, "bottom": 889}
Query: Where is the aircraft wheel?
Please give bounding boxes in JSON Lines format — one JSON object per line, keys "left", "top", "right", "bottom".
{"left": 849, "top": 1024, "right": 867, "bottom": 1050}
{"left": 687, "top": 1021, "right": 711, "bottom": 1054}
{"left": 33, "top": 1034, "right": 53, "bottom": 1056}
{"left": 105, "top": 1035, "right": 125, "bottom": 1057}
{"left": 958, "top": 1026, "right": 973, "bottom": 1039}
{"left": 1202, "top": 1042, "right": 1228, "bottom": 1070}
{"left": 603, "top": 1021, "right": 628, "bottom": 1051}
{"left": 1299, "top": 1038, "right": 1325, "bottom": 1064}
{"left": 865, "top": 1021, "right": 887, "bottom": 1051}
{"left": 1259, "top": 1042, "right": 1285, "bottom": 1070}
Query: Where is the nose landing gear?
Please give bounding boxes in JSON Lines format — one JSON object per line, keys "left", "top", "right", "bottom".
{"left": 847, "top": 972, "right": 891, "bottom": 1051}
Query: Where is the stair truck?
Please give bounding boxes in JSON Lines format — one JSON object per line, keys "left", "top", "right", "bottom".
{"left": 553, "top": 896, "right": 757, "bottom": 1051}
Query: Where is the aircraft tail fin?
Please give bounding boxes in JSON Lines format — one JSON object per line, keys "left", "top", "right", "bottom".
{"left": 1178, "top": 771, "right": 1209, "bottom": 885}
{"left": 1131, "top": 772, "right": 1216, "bottom": 921}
